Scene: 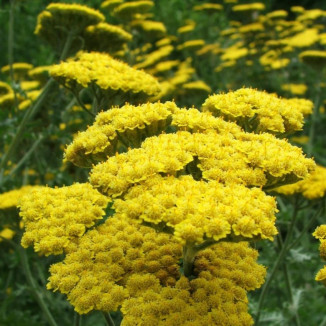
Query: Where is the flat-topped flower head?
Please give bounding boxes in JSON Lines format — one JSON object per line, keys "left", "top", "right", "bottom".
{"left": 83, "top": 22, "right": 132, "bottom": 54}
{"left": 50, "top": 51, "right": 161, "bottom": 106}
{"left": 202, "top": 88, "right": 313, "bottom": 135}
{"left": 193, "top": 3, "right": 223, "bottom": 12}
{"left": 130, "top": 20, "right": 167, "bottom": 40}
{"left": 232, "top": 3, "right": 265, "bottom": 12}
{"left": 89, "top": 130, "right": 315, "bottom": 196}
{"left": 47, "top": 216, "right": 182, "bottom": 314}
{"left": 101, "top": 0, "right": 123, "bottom": 11}
{"left": 64, "top": 101, "right": 178, "bottom": 167}
{"left": 299, "top": 50, "right": 326, "bottom": 68}
{"left": 18, "top": 183, "right": 110, "bottom": 256}
{"left": 121, "top": 242, "right": 266, "bottom": 325}
{"left": 274, "top": 165, "right": 326, "bottom": 200}
{"left": 0, "top": 186, "right": 44, "bottom": 210}
{"left": 112, "top": 1, "right": 154, "bottom": 20}
{"left": 182, "top": 81, "right": 212, "bottom": 94}
{"left": 1, "top": 63, "right": 33, "bottom": 80}
{"left": 113, "top": 174, "right": 278, "bottom": 245}
{"left": 0, "top": 82, "right": 13, "bottom": 96}
{"left": 35, "top": 3, "right": 105, "bottom": 54}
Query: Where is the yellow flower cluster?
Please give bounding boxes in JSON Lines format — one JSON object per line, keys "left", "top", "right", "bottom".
{"left": 50, "top": 52, "right": 160, "bottom": 100}
{"left": 0, "top": 82, "right": 14, "bottom": 109}
{"left": 112, "top": 1, "right": 154, "bottom": 20}
{"left": 121, "top": 242, "right": 265, "bottom": 325}
{"left": 313, "top": 225, "right": 326, "bottom": 286}
{"left": 299, "top": 50, "right": 326, "bottom": 67}
{"left": 47, "top": 216, "right": 182, "bottom": 314}
{"left": 65, "top": 101, "right": 178, "bottom": 167}
{"left": 113, "top": 174, "right": 278, "bottom": 244}
{"left": 35, "top": 3, "right": 105, "bottom": 40}
{"left": 134, "top": 45, "right": 173, "bottom": 69}
{"left": 84, "top": 22, "right": 132, "bottom": 54}
{"left": 0, "top": 185, "right": 43, "bottom": 210}
{"left": 19, "top": 183, "right": 110, "bottom": 256}
{"left": 274, "top": 165, "right": 326, "bottom": 200}
{"left": 193, "top": 3, "right": 223, "bottom": 12}
{"left": 202, "top": 88, "right": 313, "bottom": 134}
{"left": 90, "top": 130, "right": 315, "bottom": 196}
{"left": 232, "top": 3, "right": 265, "bottom": 12}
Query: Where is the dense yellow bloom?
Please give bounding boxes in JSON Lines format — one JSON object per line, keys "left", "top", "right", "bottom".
{"left": 0, "top": 93, "right": 15, "bottom": 109}
{"left": 1, "top": 62, "right": 33, "bottom": 75}
{"left": 90, "top": 130, "right": 315, "bottom": 196}
{"left": 131, "top": 20, "right": 167, "bottom": 39}
{"left": 47, "top": 216, "right": 182, "bottom": 314}
{"left": 0, "top": 82, "right": 12, "bottom": 96}
{"left": 193, "top": 3, "right": 223, "bottom": 12}
{"left": 134, "top": 45, "right": 173, "bottom": 69}
{"left": 0, "top": 228, "right": 15, "bottom": 242}
{"left": 101, "top": 0, "right": 123, "bottom": 11}
{"left": 266, "top": 10, "right": 288, "bottom": 19}
{"left": 113, "top": 174, "right": 278, "bottom": 244}
{"left": 35, "top": 3, "right": 104, "bottom": 40}
{"left": 177, "top": 24, "right": 196, "bottom": 34}
{"left": 177, "top": 40, "right": 205, "bottom": 51}
{"left": 112, "top": 1, "right": 154, "bottom": 20}
{"left": 232, "top": 3, "right": 265, "bottom": 12}
{"left": 281, "top": 83, "right": 307, "bottom": 95}
{"left": 50, "top": 52, "right": 160, "bottom": 101}
{"left": 221, "top": 46, "right": 248, "bottom": 61}
{"left": 182, "top": 81, "right": 212, "bottom": 93}
{"left": 274, "top": 165, "right": 326, "bottom": 200}
{"left": 299, "top": 50, "right": 326, "bottom": 67}
{"left": 202, "top": 88, "right": 312, "bottom": 134}
{"left": 19, "top": 183, "right": 110, "bottom": 256}
{"left": 65, "top": 101, "right": 178, "bottom": 167}
{"left": 84, "top": 23, "right": 132, "bottom": 53}
{"left": 284, "top": 28, "right": 319, "bottom": 48}
{"left": 154, "top": 60, "right": 180, "bottom": 73}
{"left": 0, "top": 185, "right": 43, "bottom": 210}
{"left": 122, "top": 242, "right": 265, "bottom": 325}
{"left": 20, "top": 81, "right": 41, "bottom": 92}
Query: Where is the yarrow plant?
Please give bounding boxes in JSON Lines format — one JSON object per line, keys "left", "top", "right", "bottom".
{"left": 2, "top": 1, "right": 326, "bottom": 326}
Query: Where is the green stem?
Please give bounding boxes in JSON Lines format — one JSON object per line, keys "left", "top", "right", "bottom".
{"left": 0, "top": 237, "right": 58, "bottom": 326}
{"left": 73, "top": 91, "right": 95, "bottom": 117}
{"left": 183, "top": 244, "right": 198, "bottom": 278}
{"left": 8, "top": 0, "right": 18, "bottom": 109}
{"left": 103, "top": 312, "right": 116, "bottom": 326}
{"left": 307, "top": 80, "right": 321, "bottom": 157}
{"left": 74, "top": 312, "right": 82, "bottom": 326}
{"left": 60, "top": 31, "right": 75, "bottom": 61}
{"left": 254, "top": 197, "right": 300, "bottom": 325}
{"left": 277, "top": 235, "right": 301, "bottom": 326}
{"left": 287, "top": 206, "right": 324, "bottom": 251}
{"left": 0, "top": 78, "right": 55, "bottom": 184}
{"left": 6, "top": 135, "right": 43, "bottom": 178}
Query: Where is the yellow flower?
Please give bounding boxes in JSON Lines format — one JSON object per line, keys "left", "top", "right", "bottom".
{"left": 134, "top": 45, "right": 173, "bottom": 69}
{"left": 112, "top": 1, "right": 154, "bottom": 20}
{"left": 47, "top": 216, "right": 182, "bottom": 314}
{"left": 0, "top": 186, "right": 43, "bottom": 210}
{"left": 193, "top": 3, "right": 223, "bottom": 12}
{"left": 177, "top": 40, "right": 205, "bottom": 51}
{"left": 182, "top": 81, "right": 212, "bottom": 93}
{"left": 274, "top": 165, "right": 326, "bottom": 200}
{"left": 122, "top": 242, "right": 266, "bottom": 325}
{"left": 0, "top": 228, "right": 15, "bottom": 242}
{"left": 0, "top": 81, "right": 13, "bottom": 96}
{"left": 65, "top": 101, "right": 178, "bottom": 167}
{"left": 83, "top": 22, "right": 132, "bottom": 54}
{"left": 281, "top": 83, "right": 307, "bottom": 95}
{"left": 50, "top": 52, "right": 161, "bottom": 104}
{"left": 1, "top": 63, "right": 33, "bottom": 80}
{"left": 113, "top": 174, "right": 278, "bottom": 244}
{"left": 232, "top": 3, "right": 265, "bottom": 12}
{"left": 299, "top": 50, "right": 326, "bottom": 67}
{"left": 19, "top": 183, "right": 110, "bottom": 256}
{"left": 202, "top": 88, "right": 312, "bottom": 134}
